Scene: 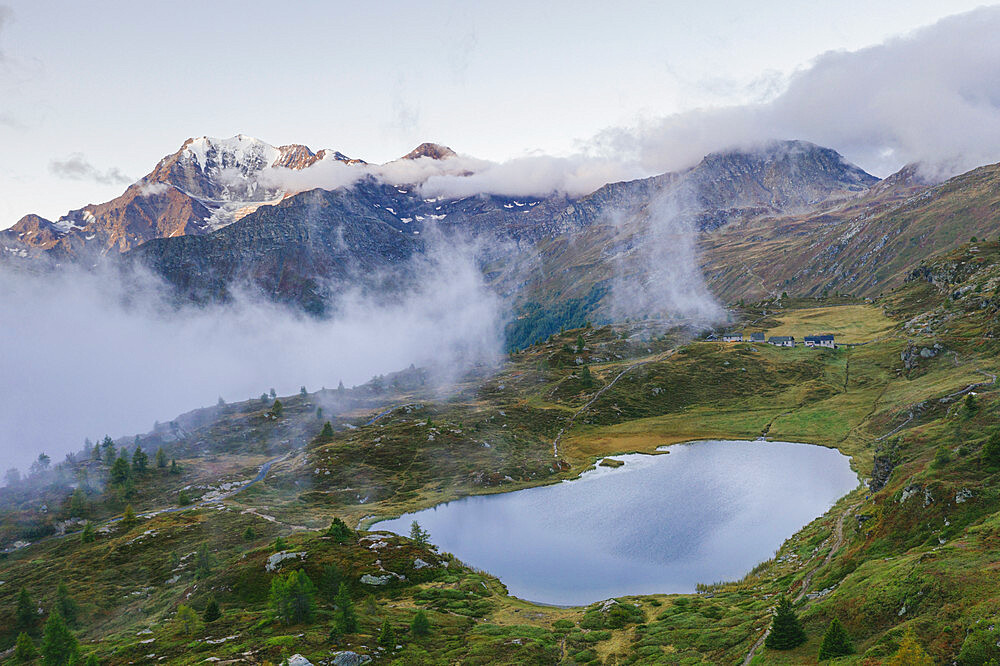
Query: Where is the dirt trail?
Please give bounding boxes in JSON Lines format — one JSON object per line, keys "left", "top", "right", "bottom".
{"left": 551, "top": 351, "right": 674, "bottom": 457}
{"left": 794, "top": 504, "right": 856, "bottom": 604}
{"left": 742, "top": 503, "right": 856, "bottom": 665}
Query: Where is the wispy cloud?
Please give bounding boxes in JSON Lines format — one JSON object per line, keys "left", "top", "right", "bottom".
{"left": 49, "top": 153, "right": 133, "bottom": 186}
{"left": 593, "top": 6, "right": 1000, "bottom": 179}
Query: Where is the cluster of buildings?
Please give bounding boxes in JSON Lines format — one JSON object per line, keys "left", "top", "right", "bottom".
{"left": 720, "top": 331, "right": 836, "bottom": 348}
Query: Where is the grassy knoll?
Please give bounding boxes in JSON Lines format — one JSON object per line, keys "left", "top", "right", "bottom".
{"left": 764, "top": 304, "right": 897, "bottom": 343}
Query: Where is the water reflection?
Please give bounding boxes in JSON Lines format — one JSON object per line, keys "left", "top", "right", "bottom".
{"left": 373, "top": 440, "right": 857, "bottom": 605}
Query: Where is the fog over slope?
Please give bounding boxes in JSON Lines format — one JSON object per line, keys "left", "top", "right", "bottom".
{"left": 0, "top": 238, "right": 503, "bottom": 473}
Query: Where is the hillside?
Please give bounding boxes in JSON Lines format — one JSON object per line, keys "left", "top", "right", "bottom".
{"left": 2, "top": 239, "right": 1000, "bottom": 664}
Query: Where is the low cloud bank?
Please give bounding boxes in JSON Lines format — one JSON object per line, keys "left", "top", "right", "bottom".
{"left": 0, "top": 239, "right": 503, "bottom": 474}
{"left": 256, "top": 151, "right": 643, "bottom": 200}
{"left": 595, "top": 6, "right": 1000, "bottom": 180}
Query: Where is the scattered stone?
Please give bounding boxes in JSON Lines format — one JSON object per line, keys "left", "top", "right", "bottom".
{"left": 331, "top": 652, "right": 371, "bottom": 666}
{"left": 285, "top": 656, "right": 313, "bottom": 666}
{"left": 265, "top": 551, "right": 307, "bottom": 572}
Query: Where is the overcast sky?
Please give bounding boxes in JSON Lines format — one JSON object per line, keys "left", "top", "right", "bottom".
{"left": 0, "top": 1, "right": 997, "bottom": 228}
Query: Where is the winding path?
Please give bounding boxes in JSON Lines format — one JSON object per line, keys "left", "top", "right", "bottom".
{"left": 551, "top": 351, "right": 674, "bottom": 457}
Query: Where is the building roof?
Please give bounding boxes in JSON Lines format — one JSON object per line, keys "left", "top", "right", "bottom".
{"left": 768, "top": 336, "right": 794, "bottom": 342}
{"left": 804, "top": 334, "right": 835, "bottom": 341}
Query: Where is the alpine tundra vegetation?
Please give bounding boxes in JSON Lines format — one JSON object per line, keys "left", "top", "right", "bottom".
{"left": 4, "top": 3, "right": 1000, "bottom": 665}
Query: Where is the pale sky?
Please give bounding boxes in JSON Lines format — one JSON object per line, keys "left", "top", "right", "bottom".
{"left": 0, "top": 1, "right": 997, "bottom": 228}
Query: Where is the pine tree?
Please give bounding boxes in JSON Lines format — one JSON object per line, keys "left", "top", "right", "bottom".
{"left": 270, "top": 399, "right": 283, "bottom": 418}
{"left": 195, "top": 542, "right": 214, "bottom": 579}
{"left": 579, "top": 365, "right": 594, "bottom": 388}
{"left": 269, "top": 388, "right": 277, "bottom": 398}
{"left": 155, "top": 447, "right": 167, "bottom": 469}
{"left": 333, "top": 582, "right": 358, "bottom": 634}
{"left": 817, "top": 617, "right": 853, "bottom": 660}
{"left": 110, "top": 456, "right": 130, "bottom": 485}
{"left": 320, "top": 421, "right": 334, "bottom": 438}
{"left": 300, "top": 386, "right": 308, "bottom": 397}
{"left": 764, "top": 596, "right": 806, "bottom": 650}
{"left": 91, "top": 443, "right": 102, "bottom": 462}
{"left": 15, "top": 632, "right": 37, "bottom": 662}
{"left": 68, "top": 487, "right": 87, "bottom": 517}
{"left": 122, "top": 504, "right": 136, "bottom": 526}
{"left": 327, "top": 517, "right": 351, "bottom": 543}
{"left": 174, "top": 604, "right": 200, "bottom": 635}
{"left": 409, "top": 521, "right": 431, "bottom": 547}
{"left": 243, "top": 525, "right": 256, "bottom": 540}
{"left": 274, "top": 536, "right": 287, "bottom": 551}
{"left": 41, "top": 608, "right": 79, "bottom": 666}
{"left": 169, "top": 459, "right": 180, "bottom": 475}
{"left": 316, "top": 407, "right": 324, "bottom": 420}
{"left": 80, "top": 522, "right": 95, "bottom": 543}
{"left": 965, "top": 393, "right": 980, "bottom": 416}
{"left": 203, "top": 598, "right": 221, "bottom": 622}
{"left": 411, "top": 610, "right": 430, "bottom": 637}
{"left": 983, "top": 431, "right": 1000, "bottom": 468}
{"left": 886, "top": 628, "right": 933, "bottom": 666}
{"left": 178, "top": 490, "right": 191, "bottom": 506}
{"left": 337, "top": 381, "right": 345, "bottom": 393}
{"left": 269, "top": 570, "right": 318, "bottom": 624}
{"left": 320, "top": 563, "right": 344, "bottom": 604}
{"left": 576, "top": 334, "right": 585, "bottom": 353}
{"left": 16, "top": 586, "right": 37, "bottom": 634}
{"left": 378, "top": 618, "right": 396, "bottom": 648}
{"left": 55, "top": 582, "right": 79, "bottom": 627}
{"left": 131, "top": 446, "right": 148, "bottom": 474}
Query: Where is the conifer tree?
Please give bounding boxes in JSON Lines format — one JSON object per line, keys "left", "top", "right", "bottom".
{"left": 817, "top": 617, "right": 853, "bottom": 660}
{"left": 41, "top": 608, "right": 78, "bottom": 666}
{"left": 155, "top": 447, "right": 167, "bottom": 469}
{"left": 320, "top": 421, "right": 334, "bottom": 438}
{"left": 378, "top": 618, "right": 396, "bottom": 648}
{"left": 203, "top": 598, "right": 221, "bottom": 622}
{"left": 983, "top": 431, "right": 1000, "bottom": 468}
{"left": 131, "top": 446, "right": 148, "bottom": 474}
{"left": 333, "top": 582, "right": 358, "bottom": 634}
{"left": 80, "top": 522, "right": 95, "bottom": 543}
{"left": 122, "top": 504, "right": 136, "bottom": 525}
{"left": 15, "top": 632, "right": 37, "bottom": 662}
{"left": 411, "top": 610, "right": 430, "bottom": 637}
{"left": 764, "top": 596, "right": 806, "bottom": 650}
{"left": 409, "top": 521, "right": 431, "bottom": 547}
{"left": 16, "top": 586, "right": 37, "bottom": 634}
{"left": 175, "top": 604, "right": 200, "bottom": 635}
{"left": 55, "top": 582, "right": 79, "bottom": 627}
{"left": 886, "top": 628, "right": 933, "bottom": 666}
{"left": 195, "top": 542, "right": 214, "bottom": 578}
{"left": 110, "top": 456, "right": 130, "bottom": 485}
{"left": 320, "top": 563, "right": 344, "bottom": 604}
{"left": 269, "top": 570, "right": 317, "bottom": 624}
{"left": 243, "top": 525, "right": 256, "bottom": 540}
{"left": 327, "top": 517, "right": 351, "bottom": 543}
{"left": 68, "top": 487, "right": 87, "bottom": 517}
{"left": 271, "top": 399, "right": 283, "bottom": 418}
{"left": 576, "top": 334, "right": 585, "bottom": 353}
{"left": 300, "top": 386, "right": 308, "bottom": 397}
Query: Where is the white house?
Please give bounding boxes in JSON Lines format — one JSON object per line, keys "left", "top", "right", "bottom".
{"left": 749, "top": 332, "right": 765, "bottom": 343}
{"left": 768, "top": 336, "right": 795, "bottom": 347}
{"left": 804, "top": 334, "right": 835, "bottom": 348}
{"left": 723, "top": 333, "right": 743, "bottom": 342}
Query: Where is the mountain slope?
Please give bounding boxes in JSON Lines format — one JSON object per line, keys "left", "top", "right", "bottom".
{"left": 0, "top": 135, "right": 359, "bottom": 259}
{"left": 700, "top": 160, "right": 1000, "bottom": 302}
